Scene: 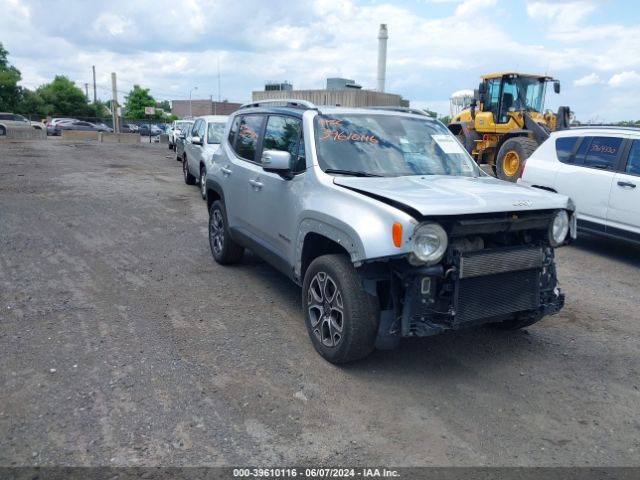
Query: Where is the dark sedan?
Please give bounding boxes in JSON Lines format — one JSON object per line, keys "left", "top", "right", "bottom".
{"left": 138, "top": 125, "right": 163, "bottom": 136}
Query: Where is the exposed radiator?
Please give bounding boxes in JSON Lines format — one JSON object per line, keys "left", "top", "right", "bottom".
{"left": 454, "top": 269, "right": 540, "bottom": 324}
{"left": 458, "top": 246, "right": 543, "bottom": 279}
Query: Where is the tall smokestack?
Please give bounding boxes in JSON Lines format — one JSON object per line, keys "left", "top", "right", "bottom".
{"left": 377, "top": 24, "right": 388, "bottom": 92}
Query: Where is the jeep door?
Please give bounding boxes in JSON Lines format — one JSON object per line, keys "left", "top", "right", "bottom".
{"left": 607, "top": 138, "right": 640, "bottom": 240}
{"left": 247, "top": 114, "right": 306, "bottom": 273}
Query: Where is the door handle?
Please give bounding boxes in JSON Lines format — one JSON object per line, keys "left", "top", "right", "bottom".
{"left": 249, "top": 179, "right": 263, "bottom": 189}
{"left": 220, "top": 166, "right": 232, "bottom": 175}
{"left": 617, "top": 181, "right": 636, "bottom": 188}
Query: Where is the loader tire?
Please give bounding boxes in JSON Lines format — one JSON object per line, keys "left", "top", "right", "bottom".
{"left": 496, "top": 137, "right": 538, "bottom": 182}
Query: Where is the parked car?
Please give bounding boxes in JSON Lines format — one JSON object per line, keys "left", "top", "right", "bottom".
{"left": 519, "top": 127, "right": 640, "bottom": 245}
{"left": 182, "top": 115, "right": 229, "bottom": 198}
{"left": 53, "top": 120, "right": 111, "bottom": 135}
{"left": 204, "top": 101, "right": 576, "bottom": 363}
{"left": 138, "top": 124, "right": 163, "bottom": 136}
{"left": 94, "top": 122, "right": 114, "bottom": 132}
{"left": 0, "top": 112, "right": 41, "bottom": 135}
{"left": 168, "top": 120, "right": 196, "bottom": 151}
{"left": 175, "top": 121, "right": 194, "bottom": 162}
{"left": 122, "top": 123, "right": 139, "bottom": 133}
{"left": 46, "top": 118, "right": 76, "bottom": 135}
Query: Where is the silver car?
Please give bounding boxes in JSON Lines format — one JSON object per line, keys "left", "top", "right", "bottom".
{"left": 182, "top": 115, "right": 229, "bottom": 199}
{"left": 205, "top": 100, "right": 576, "bottom": 363}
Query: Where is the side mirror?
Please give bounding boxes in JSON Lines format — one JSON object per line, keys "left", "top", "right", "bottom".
{"left": 192, "top": 136, "right": 203, "bottom": 146}
{"left": 553, "top": 80, "right": 561, "bottom": 94}
{"left": 262, "top": 150, "right": 292, "bottom": 176}
{"left": 179, "top": 132, "right": 186, "bottom": 139}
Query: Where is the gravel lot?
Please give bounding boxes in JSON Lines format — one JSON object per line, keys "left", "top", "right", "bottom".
{"left": 1, "top": 138, "right": 639, "bottom": 467}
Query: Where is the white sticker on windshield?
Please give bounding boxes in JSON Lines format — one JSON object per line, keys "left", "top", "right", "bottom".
{"left": 432, "top": 134, "right": 466, "bottom": 154}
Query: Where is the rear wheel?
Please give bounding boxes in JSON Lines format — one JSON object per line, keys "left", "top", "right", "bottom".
{"left": 199, "top": 166, "right": 207, "bottom": 200}
{"left": 183, "top": 157, "right": 196, "bottom": 185}
{"left": 0, "top": 125, "right": 6, "bottom": 136}
{"left": 209, "top": 200, "right": 244, "bottom": 264}
{"left": 302, "top": 254, "right": 379, "bottom": 363}
{"left": 496, "top": 137, "right": 538, "bottom": 182}
{"left": 455, "top": 126, "right": 480, "bottom": 154}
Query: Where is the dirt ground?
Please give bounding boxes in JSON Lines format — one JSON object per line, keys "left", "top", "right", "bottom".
{"left": 1, "top": 138, "right": 639, "bottom": 467}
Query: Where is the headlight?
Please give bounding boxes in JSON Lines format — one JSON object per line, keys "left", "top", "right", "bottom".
{"left": 549, "top": 210, "right": 569, "bottom": 247}
{"left": 409, "top": 223, "right": 448, "bottom": 265}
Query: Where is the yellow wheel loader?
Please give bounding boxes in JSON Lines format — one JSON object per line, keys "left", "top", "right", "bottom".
{"left": 447, "top": 72, "right": 570, "bottom": 182}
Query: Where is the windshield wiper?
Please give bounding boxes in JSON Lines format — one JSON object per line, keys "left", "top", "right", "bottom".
{"left": 324, "top": 169, "right": 383, "bottom": 177}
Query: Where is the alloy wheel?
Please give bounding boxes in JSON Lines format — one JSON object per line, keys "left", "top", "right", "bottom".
{"left": 307, "top": 272, "right": 344, "bottom": 347}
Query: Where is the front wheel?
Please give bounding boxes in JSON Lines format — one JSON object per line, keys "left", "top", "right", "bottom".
{"left": 496, "top": 137, "right": 538, "bottom": 182}
{"left": 302, "top": 254, "right": 379, "bottom": 363}
{"left": 183, "top": 157, "right": 196, "bottom": 185}
{"left": 209, "top": 200, "right": 244, "bottom": 264}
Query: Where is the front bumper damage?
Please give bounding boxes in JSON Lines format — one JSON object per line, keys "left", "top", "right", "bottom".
{"left": 360, "top": 244, "right": 565, "bottom": 347}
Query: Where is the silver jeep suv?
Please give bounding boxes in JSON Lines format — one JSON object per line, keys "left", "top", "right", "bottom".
{"left": 205, "top": 100, "right": 576, "bottom": 363}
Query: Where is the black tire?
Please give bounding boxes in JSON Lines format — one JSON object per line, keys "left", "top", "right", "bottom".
{"left": 168, "top": 141, "right": 173, "bottom": 150}
{"left": 209, "top": 200, "right": 244, "bottom": 265}
{"left": 496, "top": 137, "right": 538, "bottom": 182}
{"left": 199, "top": 166, "right": 207, "bottom": 200}
{"left": 183, "top": 157, "right": 196, "bottom": 185}
{"left": 302, "top": 254, "right": 379, "bottom": 363}
{"left": 0, "top": 125, "right": 6, "bottom": 136}
{"left": 490, "top": 312, "right": 543, "bottom": 330}
{"left": 456, "top": 126, "right": 480, "bottom": 154}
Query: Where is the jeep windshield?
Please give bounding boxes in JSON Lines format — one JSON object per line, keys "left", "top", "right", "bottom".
{"left": 315, "top": 114, "right": 480, "bottom": 177}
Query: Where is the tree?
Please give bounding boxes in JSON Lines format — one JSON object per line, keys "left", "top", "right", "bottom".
{"left": 0, "top": 42, "right": 22, "bottom": 111}
{"left": 36, "top": 75, "right": 94, "bottom": 116}
{"left": 124, "top": 85, "right": 160, "bottom": 119}
{"left": 157, "top": 99, "right": 171, "bottom": 112}
{"left": 17, "top": 89, "right": 47, "bottom": 116}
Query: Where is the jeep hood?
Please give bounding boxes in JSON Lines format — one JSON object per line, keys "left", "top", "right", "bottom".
{"left": 333, "top": 175, "right": 571, "bottom": 217}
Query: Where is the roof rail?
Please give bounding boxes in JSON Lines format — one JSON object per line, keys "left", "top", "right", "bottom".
{"left": 567, "top": 125, "right": 640, "bottom": 131}
{"left": 240, "top": 99, "right": 317, "bottom": 110}
{"left": 369, "top": 106, "right": 432, "bottom": 117}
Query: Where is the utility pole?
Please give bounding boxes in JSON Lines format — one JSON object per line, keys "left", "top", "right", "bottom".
{"left": 84, "top": 83, "right": 89, "bottom": 101}
{"left": 111, "top": 72, "right": 119, "bottom": 133}
{"left": 92, "top": 65, "right": 97, "bottom": 103}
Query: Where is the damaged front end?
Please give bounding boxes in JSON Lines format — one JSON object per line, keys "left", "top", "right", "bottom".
{"left": 359, "top": 210, "right": 568, "bottom": 348}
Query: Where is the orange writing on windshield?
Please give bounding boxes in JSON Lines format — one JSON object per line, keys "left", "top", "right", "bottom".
{"left": 319, "top": 129, "right": 378, "bottom": 144}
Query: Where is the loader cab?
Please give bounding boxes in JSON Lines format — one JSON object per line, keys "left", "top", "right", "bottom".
{"left": 478, "top": 73, "right": 559, "bottom": 129}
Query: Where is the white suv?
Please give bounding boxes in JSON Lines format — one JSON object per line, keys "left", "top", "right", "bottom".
{"left": 519, "top": 127, "right": 640, "bottom": 244}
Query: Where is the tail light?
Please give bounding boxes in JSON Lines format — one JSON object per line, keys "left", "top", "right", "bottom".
{"left": 519, "top": 159, "right": 527, "bottom": 179}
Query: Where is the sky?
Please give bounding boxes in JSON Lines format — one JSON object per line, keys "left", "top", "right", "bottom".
{"left": 1, "top": 0, "right": 639, "bottom": 122}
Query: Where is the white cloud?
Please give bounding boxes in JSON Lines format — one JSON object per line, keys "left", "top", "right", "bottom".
{"left": 526, "top": 1, "right": 597, "bottom": 25}
{"left": 93, "top": 13, "right": 134, "bottom": 37}
{"left": 608, "top": 71, "right": 640, "bottom": 88}
{"left": 573, "top": 73, "right": 601, "bottom": 86}
{"left": 455, "top": 0, "right": 497, "bottom": 16}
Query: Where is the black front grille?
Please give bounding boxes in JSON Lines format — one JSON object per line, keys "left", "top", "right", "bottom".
{"left": 454, "top": 269, "right": 540, "bottom": 323}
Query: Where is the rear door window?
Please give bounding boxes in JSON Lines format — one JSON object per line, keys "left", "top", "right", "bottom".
{"left": 233, "top": 115, "right": 264, "bottom": 162}
{"left": 573, "top": 136, "right": 622, "bottom": 170}
{"left": 555, "top": 136, "right": 578, "bottom": 163}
